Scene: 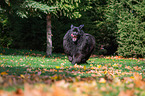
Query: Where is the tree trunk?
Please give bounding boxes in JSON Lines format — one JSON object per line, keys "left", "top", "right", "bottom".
{"left": 46, "top": 14, "right": 52, "bottom": 56}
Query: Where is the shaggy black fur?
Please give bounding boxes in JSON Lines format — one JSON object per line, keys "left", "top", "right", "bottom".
{"left": 63, "top": 25, "right": 95, "bottom": 64}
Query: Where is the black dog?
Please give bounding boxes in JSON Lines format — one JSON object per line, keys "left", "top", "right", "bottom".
{"left": 63, "top": 25, "right": 95, "bottom": 64}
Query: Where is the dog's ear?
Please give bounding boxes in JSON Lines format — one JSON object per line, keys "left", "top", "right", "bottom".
{"left": 79, "top": 25, "right": 84, "bottom": 29}
{"left": 71, "top": 24, "right": 74, "bottom": 29}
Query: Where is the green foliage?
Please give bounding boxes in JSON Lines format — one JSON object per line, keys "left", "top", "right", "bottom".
{"left": 3, "top": 0, "right": 56, "bottom": 18}
{"left": 106, "top": 0, "right": 145, "bottom": 57}
{"left": 117, "top": 11, "right": 145, "bottom": 57}
{"left": 0, "top": 14, "right": 12, "bottom": 48}
{"left": 0, "top": 0, "right": 95, "bottom": 53}
{"left": 9, "top": 16, "right": 46, "bottom": 51}
{"left": 4, "top": 0, "right": 88, "bottom": 19}
{"left": 1, "top": 0, "right": 145, "bottom": 57}
{"left": 90, "top": 0, "right": 118, "bottom": 55}
{"left": 0, "top": 0, "right": 118, "bottom": 55}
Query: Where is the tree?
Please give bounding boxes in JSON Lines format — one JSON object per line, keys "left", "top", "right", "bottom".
{"left": 105, "top": 0, "right": 145, "bottom": 57}
{"left": 1, "top": 0, "right": 91, "bottom": 56}
{"left": 116, "top": 0, "right": 145, "bottom": 57}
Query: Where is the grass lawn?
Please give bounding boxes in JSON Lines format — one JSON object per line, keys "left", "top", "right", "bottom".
{"left": 0, "top": 48, "right": 145, "bottom": 96}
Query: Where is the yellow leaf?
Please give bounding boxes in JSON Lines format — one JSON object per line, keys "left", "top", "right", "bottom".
{"left": 97, "top": 65, "right": 101, "bottom": 69}
{"left": 99, "top": 78, "right": 106, "bottom": 83}
{"left": 43, "top": 55, "right": 46, "bottom": 58}
{"left": 54, "top": 69, "right": 58, "bottom": 72}
{"left": 130, "top": 76, "right": 135, "bottom": 80}
{"left": 104, "top": 70, "right": 107, "bottom": 74}
{"left": 20, "top": 74, "right": 25, "bottom": 78}
{"left": 1, "top": 72, "right": 8, "bottom": 75}
{"left": 51, "top": 75, "right": 58, "bottom": 80}
{"left": 112, "top": 63, "right": 118, "bottom": 67}
{"left": 55, "top": 66, "right": 60, "bottom": 69}
{"left": 83, "top": 65, "right": 86, "bottom": 70}
{"left": 91, "top": 67, "right": 95, "bottom": 69}
{"left": 90, "top": 64, "right": 93, "bottom": 66}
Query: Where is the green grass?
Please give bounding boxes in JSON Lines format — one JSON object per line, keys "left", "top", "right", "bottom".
{"left": 0, "top": 48, "right": 145, "bottom": 95}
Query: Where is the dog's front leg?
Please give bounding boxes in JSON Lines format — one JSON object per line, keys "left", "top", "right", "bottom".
{"left": 72, "top": 53, "right": 84, "bottom": 64}
{"left": 67, "top": 55, "right": 73, "bottom": 62}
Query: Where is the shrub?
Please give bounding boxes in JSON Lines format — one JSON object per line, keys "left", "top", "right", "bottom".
{"left": 117, "top": 11, "right": 145, "bottom": 57}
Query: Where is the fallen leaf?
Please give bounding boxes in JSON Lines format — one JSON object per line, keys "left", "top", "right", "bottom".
{"left": 104, "top": 70, "right": 107, "bottom": 74}
{"left": 51, "top": 75, "right": 58, "bottom": 80}
{"left": 133, "top": 72, "right": 145, "bottom": 89}
{"left": 55, "top": 66, "right": 60, "bottom": 69}
{"left": 1, "top": 72, "right": 8, "bottom": 75}
{"left": 53, "top": 86, "right": 73, "bottom": 96}
{"left": 83, "top": 65, "right": 86, "bottom": 70}
{"left": 37, "top": 71, "right": 41, "bottom": 76}
{"left": 125, "top": 66, "right": 131, "bottom": 70}
{"left": 112, "top": 63, "right": 118, "bottom": 67}
{"left": 99, "top": 78, "right": 106, "bottom": 83}
{"left": 126, "top": 83, "right": 134, "bottom": 88}
{"left": 118, "top": 90, "right": 134, "bottom": 96}
{"left": 0, "top": 76, "right": 4, "bottom": 83}
{"left": 97, "top": 65, "right": 102, "bottom": 69}
{"left": 133, "top": 66, "right": 141, "bottom": 71}
{"left": 14, "top": 88, "right": 24, "bottom": 95}
{"left": 20, "top": 74, "right": 25, "bottom": 78}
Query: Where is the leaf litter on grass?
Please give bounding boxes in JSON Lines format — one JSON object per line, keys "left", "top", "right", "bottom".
{"left": 0, "top": 51, "right": 145, "bottom": 96}
{"left": 0, "top": 72, "right": 145, "bottom": 96}
{"left": 0, "top": 66, "right": 145, "bottom": 96}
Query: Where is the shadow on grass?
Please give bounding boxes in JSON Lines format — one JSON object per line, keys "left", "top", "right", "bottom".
{"left": 0, "top": 47, "right": 66, "bottom": 59}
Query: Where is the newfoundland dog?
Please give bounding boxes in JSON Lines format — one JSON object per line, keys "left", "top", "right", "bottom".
{"left": 63, "top": 25, "right": 95, "bottom": 64}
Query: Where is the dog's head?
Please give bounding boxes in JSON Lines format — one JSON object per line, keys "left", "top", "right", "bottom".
{"left": 69, "top": 24, "right": 84, "bottom": 42}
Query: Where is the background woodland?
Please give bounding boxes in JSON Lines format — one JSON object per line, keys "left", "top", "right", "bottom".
{"left": 0, "top": 0, "right": 145, "bottom": 57}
